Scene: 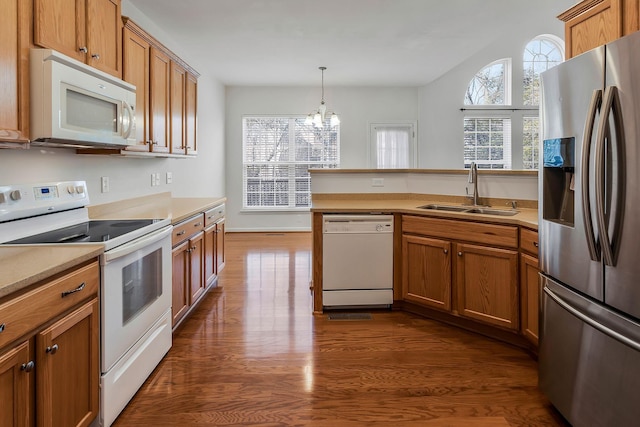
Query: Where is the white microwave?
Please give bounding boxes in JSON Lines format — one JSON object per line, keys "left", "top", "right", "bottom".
{"left": 30, "top": 49, "right": 136, "bottom": 149}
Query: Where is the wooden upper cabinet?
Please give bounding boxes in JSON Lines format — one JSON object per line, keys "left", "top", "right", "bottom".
{"left": 185, "top": 72, "right": 198, "bottom": 155}
{"left": 0, "top": 0, "right": 30, "bottom": 146}
{"left": 559, "top": 0, "right": 640, "bottom": 58}
{"left": 122, "top": 26, "right": 150, "bottom": 151}
{"left": 149, "top": 47, "right": 171, "bottom": 153}
{"left": 170, "top": 61, "right": 186, "bottom": 154}
{"left": 34, "top": 0, "right": 122, "bottom": 77}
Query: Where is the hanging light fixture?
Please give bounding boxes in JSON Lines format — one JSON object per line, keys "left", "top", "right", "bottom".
{"left": 305, "top": 66, "right": 340, "bottom": 128}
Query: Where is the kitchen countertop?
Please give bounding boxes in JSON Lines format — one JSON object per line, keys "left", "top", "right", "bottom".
{"left": 1, "top": 193, "right": 226, "bottom": 300}
{"left": 311, "top": 197, "right": 538, "bottom": 229}
{"left": 0, "top": 245, "right": 103, "bottom": 299}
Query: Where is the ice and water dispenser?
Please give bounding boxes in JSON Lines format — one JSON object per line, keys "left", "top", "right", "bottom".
{"left": 542, "top": 137, "right": 575, "bottom": 226}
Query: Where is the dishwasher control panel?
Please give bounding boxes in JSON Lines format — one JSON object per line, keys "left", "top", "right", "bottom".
{"left": 323, "top": 214, "right": 394, "bottom": 233}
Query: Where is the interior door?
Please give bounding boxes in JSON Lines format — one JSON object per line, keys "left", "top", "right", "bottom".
{"left": 539, "top": 46, "right": 604, "bottom": 301}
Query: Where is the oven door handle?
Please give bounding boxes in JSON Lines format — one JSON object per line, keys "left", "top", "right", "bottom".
{"left": 103, "top": 226, "right": 172, "bottom": 263}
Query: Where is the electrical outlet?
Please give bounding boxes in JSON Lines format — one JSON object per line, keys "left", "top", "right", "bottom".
{"left": 151, "top": 173, "right": 156, "bottom": 186}
{"left": 155, "top": 173, "right": 161, "bottom": 186}
{"left": 166, "top": 172, "right": 173, "bottom": 184}
{"left": 372, "top": 178, "right": 384, "bottom": 187}
{"left": 101, "top": 176, "right": 110, "bottom": 193}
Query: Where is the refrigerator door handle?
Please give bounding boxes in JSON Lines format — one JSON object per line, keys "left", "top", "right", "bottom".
{"left": 544, "top": 285, "right": 640, "bottom": 352}
{"left": 582, "top": 89, "right": 602, "bottom": 262}
{"left": 595, "top": 86, "right": 626, "bottom": 266}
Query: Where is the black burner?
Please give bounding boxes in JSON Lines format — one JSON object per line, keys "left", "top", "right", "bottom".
{"left": 7, "top": 219, "right": 159, "bottom": 244}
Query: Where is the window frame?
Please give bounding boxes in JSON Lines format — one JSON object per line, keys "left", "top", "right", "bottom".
{"left": 242, "top": 115, "right": 340, "bottom": 212}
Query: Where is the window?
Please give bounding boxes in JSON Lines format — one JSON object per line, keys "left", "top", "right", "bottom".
{"left": 523, "top": 36, "right": 564, "bottom": 106}
{"left": 464, "top": 59, "right": 511, "bottom": 106}
{"left": 370, "top": 123, "right": 416, "bottom": 168}
{"left": 464, "top": 117, "right": 512, "bottom": 169}
{"left": 522, "top": 116, "right": 540, "bottom": 169}
{"left": 243, "top": 117, "right": 339, "bottom": 210}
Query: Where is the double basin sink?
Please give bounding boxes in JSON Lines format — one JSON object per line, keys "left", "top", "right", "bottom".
{"left": 417, "top": 204, "right": 519, "bottom": 216}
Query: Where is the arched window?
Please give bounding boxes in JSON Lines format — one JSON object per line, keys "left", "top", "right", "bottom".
{"left": 522, "top": 35, "right": 564, "bottom": 169}
{"left": 523, "top": 35, "right": 564, "bottom": 106}
{"left": 464, "top": 59, "right": 511, "bottom": 106}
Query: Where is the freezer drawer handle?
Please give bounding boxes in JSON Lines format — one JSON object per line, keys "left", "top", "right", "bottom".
{"left": 544, "top": 286, "right": 640, "bottom": 352}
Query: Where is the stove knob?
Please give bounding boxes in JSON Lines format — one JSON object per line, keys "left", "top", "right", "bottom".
{"left": 67, "top": 186, "right": 76, "bottom": 194}
{"left": 75, "top": 186, "right": 85, "bottom": 194}
{"left": 0, "top": 193, "right": 5, "bottom": 204}
{"left": 10, "top": 190, "right": 21, "bottom": 201}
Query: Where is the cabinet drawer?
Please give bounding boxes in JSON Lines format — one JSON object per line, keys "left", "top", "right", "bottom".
{"left": 520, "top": 227, "right": 539, "bottom": 256}
{"left": 0, "top": 261, "right": 99, "bottom": 349}
{"left": 402, "top": 215, "right": 518, "bottom": 248}
{"left": 204, "top": 204, "right": 225, "bottom": 227}
{"left": 172, "top": 214, "right": 205, "bottom": 246}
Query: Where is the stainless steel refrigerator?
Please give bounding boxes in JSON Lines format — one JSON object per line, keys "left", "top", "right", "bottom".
{"left": 539, "top": 31, "right": 640, "bottom": 426}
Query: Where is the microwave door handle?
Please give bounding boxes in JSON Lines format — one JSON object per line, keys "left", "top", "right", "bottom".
{"left": 594, "top": 86, "right": 623, "bottom": 267}
{"left": 122, "top": 101, "right": 135, "bottom": 139}
{"left": 582, "top": 89, "right": 602, "bottom": 262}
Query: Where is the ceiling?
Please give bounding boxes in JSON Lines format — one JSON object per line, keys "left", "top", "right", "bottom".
{"left": 127, "top": 0, "right": 574, "bottom": 87}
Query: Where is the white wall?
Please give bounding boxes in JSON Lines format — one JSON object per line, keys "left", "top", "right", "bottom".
{"left": 225, "top": 86, "right": 419, "bottom": 231}
{"left": 418, "top": 3, "right": 572, "bottom": 169}
{"left": 0, "top": 1, "right": 226, "bottom": 208}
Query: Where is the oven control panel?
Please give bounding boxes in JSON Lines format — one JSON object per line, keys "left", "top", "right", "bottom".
{"left": 0, "top": 181, "right": 89, "bottom": 223}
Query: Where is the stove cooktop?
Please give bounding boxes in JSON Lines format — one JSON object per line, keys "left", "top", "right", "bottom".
{"left": 7, "top": 219, "right": 161, "bottom": 244}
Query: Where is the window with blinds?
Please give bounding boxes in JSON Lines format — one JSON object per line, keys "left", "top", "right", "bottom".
{"left": 243, "top": 117, "right": 340, "bottom": 209}
{"left": 463, "top": 117, "right": 512, "bottom": 169}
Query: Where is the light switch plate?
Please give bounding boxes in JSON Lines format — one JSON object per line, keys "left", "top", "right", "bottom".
{"left": 101, "top": 176, "right": 110, "bottom": 193}
{"left": 372, "top": 178, "right": 384, "bottom": 187}
{"left": 166, "top": 172, "right": 173, "bottom": 184}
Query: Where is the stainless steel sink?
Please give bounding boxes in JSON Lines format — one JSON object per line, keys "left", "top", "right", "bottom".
{"left": 417, "top": 204, "right": 519, "bottom": 216}
{"left": 417, "top": 204, "right": 471, "bottom": 212}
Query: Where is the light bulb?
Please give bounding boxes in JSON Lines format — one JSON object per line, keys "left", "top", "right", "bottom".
{"left": 304, "top": 114, "right": 313, "bottom": 126}
{"left": 330, "top": 113, "right": 340, "bottom": 127}
{"left": 313, "top": 113, "right": 323, "bottom": 128}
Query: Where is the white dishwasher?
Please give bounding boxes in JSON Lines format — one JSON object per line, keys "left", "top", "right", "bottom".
{"left": 322, "top": 214, "right": 394, "bottom": 308}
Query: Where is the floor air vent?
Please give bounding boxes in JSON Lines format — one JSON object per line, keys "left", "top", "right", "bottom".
{"left": 327, "top": 313, "right": 372, "bottom": 321}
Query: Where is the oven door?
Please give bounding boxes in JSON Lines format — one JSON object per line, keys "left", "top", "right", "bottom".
{"left": 101, "top": 226, "right": 172, "bottom": 372}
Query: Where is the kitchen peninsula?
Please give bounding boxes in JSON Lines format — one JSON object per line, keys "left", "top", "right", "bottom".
{"left": 310, "top": 168, "right": 540, "bottom": 350}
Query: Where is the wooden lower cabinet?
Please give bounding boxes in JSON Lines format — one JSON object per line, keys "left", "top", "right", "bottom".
{"left": 0, "top": 340, "right": 31, "bottom": 427}
{"left": 520, "top": 253, "right": 541, "bottom": 345}
{"left": 188, "top": 231, "right": 205, "bottom": 304}
{"left": 36, "top": 299, "right": 99, "bottom": 427}
{"left": 171, "top": 231, "right": 205, "bottom": 328}
{"left": 215, "top": 218, "right": 226, "bottom": 272}
{"left": 402, "top": 234, "right": 452, "bottom": 311}
{"left": 456, "top": 243, "right": 519, "bottom": 330}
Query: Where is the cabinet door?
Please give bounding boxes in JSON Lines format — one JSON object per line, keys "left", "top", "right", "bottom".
{"left": 204, "top": 225, "right": 216, "bottom": 286}
{"left": 0, "top": 0, "right": 29, "bottom": 145}
{"left": 34, "top": 0, "right": 86, "bottom": 62}
{"left": 456, "top": 243, "right": 519, "bottom": 330}
{"left": 561, "top": 0, "right": 622, "bottom": 58}
{"left": 149, "top": 47, "right": 170, "bottom": 153}
{"left": 122, "top": 27, "right": 151, "bottom": 151}
{"left": 36, "top": 299, "right": 99, "bottom": 427}
{"left": 86, "top": 0, "right": 121, "bottom": 77}
{"left": 185, "top": 72, "right": 198, "bottom": 155}
{"left": 215, "top": 219, "right": 226, "bottom": 272}
{"left": 0, "top": 340, "right": 32, "bottom": 427}
{"left": 189, "top": 231, "right": 205, "bottom": 304}
{"left": 170, "top": 62, "right": 186, "bottom": 154}
{"left": 172, "top": 241, "right": 189, "bottom": 326}
{"left": 402, "top": 234, "right": 452, "bottom": 311}
{"left": 520, "top": 253, "right": 540, "bottom": 345}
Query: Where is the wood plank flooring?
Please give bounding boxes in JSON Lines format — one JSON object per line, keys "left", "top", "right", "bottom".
{"left": 113, "top": 232, "right": 568, "bottom": 427}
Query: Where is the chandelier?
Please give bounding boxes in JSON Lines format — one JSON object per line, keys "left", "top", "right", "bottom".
{"left": 305, "top": 66, "right": 340, "bottom": 128}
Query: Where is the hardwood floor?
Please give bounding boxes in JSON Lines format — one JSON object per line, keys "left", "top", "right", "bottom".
{"left": 114, "top": 232, "right": 568, "bottom": 427}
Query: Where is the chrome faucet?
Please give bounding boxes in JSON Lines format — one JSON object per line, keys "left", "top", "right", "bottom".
{"left": 467, "top": 162, "right": 479, "bottom": 206}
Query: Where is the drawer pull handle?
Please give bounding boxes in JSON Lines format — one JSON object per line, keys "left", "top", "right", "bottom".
{"left": 21, "top": 361, "right": 35, "bottom": 372}
{"left": 176, "top": 230, "right": 186, "bottom": 236}
{"left": 46, "top": 344, "right": 59, "bottom": 354}
{"left": 194, "top": 222, "right": 202, "bottom": 227}
{"left": 207, "top": 215, "right": 214, "bottom": 219}
{"left": 533, "top": 241, "right": 539, "bottom": 247}
{"left": 61, "top": 282, "right": 86, "bottom": 298}
{"left": 0, "top": 323, "right": 4, "bottom": 333}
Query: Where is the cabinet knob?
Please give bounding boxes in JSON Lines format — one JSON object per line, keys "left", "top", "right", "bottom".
{"left": 533, "top": 241, "right": 539, "bottom": 247}
{"left": 458, "top": 251, "right": 463, "bottom": 256}
{"left": 21, "top": 361, "right": 35, "bottom": 372}
{"left": 46, "top": 344, "right": 59, "bottom": 355}
{"left": 79, "top": 46, "right": 88, "bottom": 53}
{"left": 443, "top": 249, "right": 448, "bottom": 254}
{"left": 91, "top": 53, "right": 100, "bottom": 60}
{"left": 191, "top": 246, "right": 197, "bottom": 251}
